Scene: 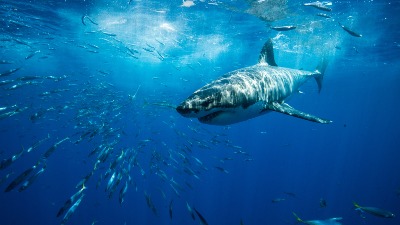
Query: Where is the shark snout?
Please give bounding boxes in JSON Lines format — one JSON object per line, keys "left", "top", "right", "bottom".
{"left": 176, "top": 105, "right": 189, "bottom": 115}
{"left": 176, "top": 102, "right": 200, "bottom": 118}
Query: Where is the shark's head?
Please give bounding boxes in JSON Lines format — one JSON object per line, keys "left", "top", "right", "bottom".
{"left": 176, "top": 81, "right": 259, "bottom": 125}
{"left": 176, "top": 86, "right": 224, "bottom": 118}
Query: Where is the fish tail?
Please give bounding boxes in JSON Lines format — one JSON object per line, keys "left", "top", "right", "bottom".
{"left": 314, "top": 57, "right": 329, "bottom": 93}
{"left": 81, "top": 183, "right": 87, "bottom": 192}
{"left": 292, "top": 212, "right": 303, "bottom": 223}
{"left": 353, "top": 201, "right": 361, "bottom": 208}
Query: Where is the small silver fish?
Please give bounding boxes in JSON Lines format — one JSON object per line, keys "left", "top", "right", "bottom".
{"left": 270, "top": 25, "right": 296, "bottom": 31}
{"left": 304, "top": 1, "right": 332, "bottom": 12}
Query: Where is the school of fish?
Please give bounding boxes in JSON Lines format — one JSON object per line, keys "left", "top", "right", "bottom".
{"left": 0, "top": 1, "right": 393, "bottom": 225}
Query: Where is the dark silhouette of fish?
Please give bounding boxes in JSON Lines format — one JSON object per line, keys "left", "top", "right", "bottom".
{"left": 338, "top": 22, "right": 362, "bottom": 37}
{"left": 194, "top": 208, "right": 209, "bottom": 225}
{"left": 354, "top": 202, "right": 395, "bottom": 218}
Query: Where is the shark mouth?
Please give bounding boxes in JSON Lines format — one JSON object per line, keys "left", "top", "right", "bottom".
{"left": 198, "top": 110, "right": 224, "bottom": 123}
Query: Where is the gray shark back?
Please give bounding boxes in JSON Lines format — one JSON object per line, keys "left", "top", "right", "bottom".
{"left": 200, "top": 64, "right": 316, "bottom": 108}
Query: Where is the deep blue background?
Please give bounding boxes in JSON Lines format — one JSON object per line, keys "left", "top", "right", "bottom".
{"left": 0, "top": 0, "right": 399, "bottom": 225}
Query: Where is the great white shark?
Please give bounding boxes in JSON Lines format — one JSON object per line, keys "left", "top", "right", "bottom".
{"left": 176, "top": 39, "right": 331, "bottom": 125}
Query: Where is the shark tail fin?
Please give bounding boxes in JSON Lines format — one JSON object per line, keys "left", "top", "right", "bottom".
{"left": 315, "top": 58, "right": 329, "bottom": 93}
{"left": 292, "top": 212, "right": 304, "bottom": 223}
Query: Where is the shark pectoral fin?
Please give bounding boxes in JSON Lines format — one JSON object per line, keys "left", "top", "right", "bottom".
{"left": 267, "top": 102, "right": 332, "bottom": 124}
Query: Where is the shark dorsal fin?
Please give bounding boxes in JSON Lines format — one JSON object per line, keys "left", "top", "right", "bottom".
{"left": 258, "top": 39, "right": 278, "bottom": 66}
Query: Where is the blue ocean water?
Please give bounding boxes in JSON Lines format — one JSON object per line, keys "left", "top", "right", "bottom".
{"left": 0, "top": 0, "right": 399, "bottom": 225}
